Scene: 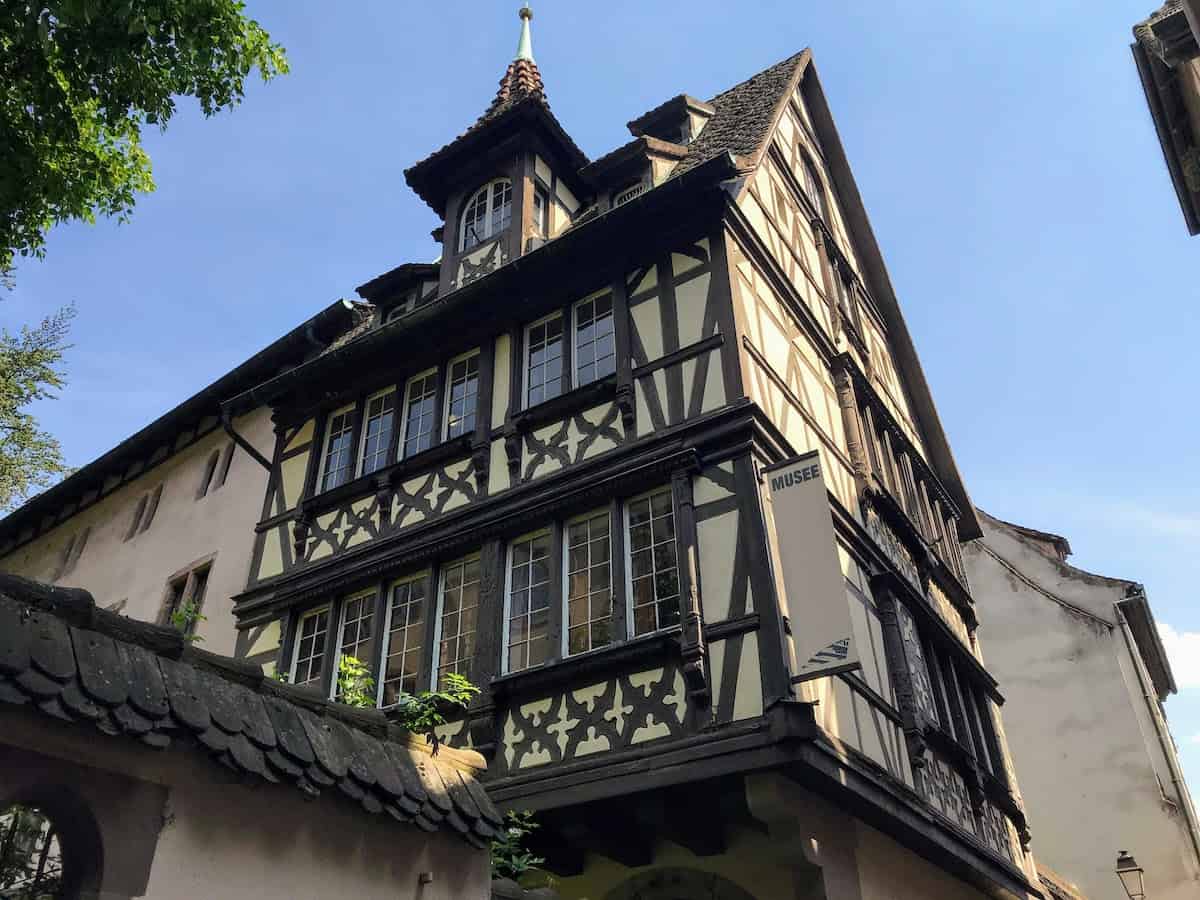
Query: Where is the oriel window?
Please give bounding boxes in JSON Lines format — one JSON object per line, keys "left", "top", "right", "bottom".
{"left": 626, "top": 488, "right": 681, "bottom": 636}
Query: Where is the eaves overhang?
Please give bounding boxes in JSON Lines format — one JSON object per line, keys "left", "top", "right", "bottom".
{"left": 0, "top": 299, "right": 362, "bottom": 550}
{"left": 1117, "top": 586, "right": 1178, "bottom": 700}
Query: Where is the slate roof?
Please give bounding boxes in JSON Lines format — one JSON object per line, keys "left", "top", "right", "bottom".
{"left": 0, "top": 573, "right": 502, "bottom": 848}
{"left": 671, "top": 50, "right": 808, "bottom": 179}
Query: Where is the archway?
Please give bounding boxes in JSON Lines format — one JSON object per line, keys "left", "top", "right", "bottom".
{"left": 604, "top": 868, "right": 760, "bottom": 900}
{"left": 0, "top": 786, "right": 104, "bottom": 899}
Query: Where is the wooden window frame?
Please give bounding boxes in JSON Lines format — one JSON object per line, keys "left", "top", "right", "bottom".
{"left": 563, "top": 508, "right": 616, "bottom": 659}
{"left": 443, "top": 350, "right": 481, "bottom": 442}
{"left": 430, "top": 552, "right": 482, "bottom": 687}
{"left": 289, "top": 604, "right": 333, "bottom": 690}
{"left": 623, "top": 486, "right": 682, "bottom": 639}
{"left": 501, "top": 528, "right": 554, "bottom": 675}
{"left": 459, "top": 178, "right": 513, "bottom": 253}
{"left": 378, "top": 571, "right": 431, "bottom": 707}
{"left": 160, "top": 557, "right": 214, "bottom": 637}
{"left": 316, "top": 403, "right": 357, "bottom": 493}
{"left": 573, "top": 291, "right": 617, "bottom": 390}
{"left": 356, "top": 387, "right": 398, "bottom": 478}
{"left": 331, "top": 588, "right": 379, "bottom": 701}
{"left": 523, "top": 311, "right": 567, "bottom": 409}
{"left": 400, "top": 367, "right": 440, "bottom": 459}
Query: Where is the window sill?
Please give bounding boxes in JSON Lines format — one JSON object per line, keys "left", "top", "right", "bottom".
{"left": 512, "top": 375, "right": 617, "bottom": 433}
{"left": 490, "top": 627, "right": 682, "bottom": 700}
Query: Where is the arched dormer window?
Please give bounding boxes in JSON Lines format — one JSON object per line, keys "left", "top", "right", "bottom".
{"left": 459, "top": 178, "right": 513, "bottom": 252}
{"left": 800, "top": 156, "right": 827, "bottom": 220}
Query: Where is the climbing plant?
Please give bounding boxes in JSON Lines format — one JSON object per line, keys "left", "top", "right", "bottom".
{"left": 491, "top": 809, "right": 545, "bottom": 882}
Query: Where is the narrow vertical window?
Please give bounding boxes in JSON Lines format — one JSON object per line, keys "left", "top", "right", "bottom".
{"left": 444, "top": 352, "right": 479, "bottom": 440}
{"left": 526, "top": 315, "right": 564, "bottom": 407}
{"left": 505, "top": 531, "right": 552, "bottom": 673}
{"left": 138, "top": 484, "right": 163, "bottom": 533}
{"left": 565, "top": 511, "right": 613, "bottom": 656}
{"left": 802, "top": 157, "right": 827, "bottom": 219}
{"left": 291, "top": 607, "right": 331, "bottom": 688}
{"left": 435, "top": 555, "right": 481, "bottom": 684}
{"left": 626, "top": 488, "right": 681, "bottom": 636}
{"left": 319, "top": 406, "right": 356, "bottom": 492}
{"left": 574, "top": 293, "right": 616, "bottom": 387}
{"left": 533, "top": 185, "right": 549, "bottom": 238}
{"left": 380, "top": 574, "right": 428, "bottom": 706}
{"left": 197, "top": 450, "right": 220, "bottom": 499}
{"left": 490, "top": 179, "right": 513, "bottom": 236}
{"left": 215, "top": 443, "right": 236, "bottom": 489}
{"left": 125, "top": 495, "right": 148, "bottom": 542}
{"left": 358, "top": 389, "right": 397, "bottom": 476}
{"left": 335, "top": 591, "right": 376, "bottom": 700}
{"left": 402, "top": 370, "right": 438, "bottom": 457}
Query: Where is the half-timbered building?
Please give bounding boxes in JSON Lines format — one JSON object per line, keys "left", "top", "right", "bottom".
{"left": 216, "top": 8, "right": 1042, "bottom": 899}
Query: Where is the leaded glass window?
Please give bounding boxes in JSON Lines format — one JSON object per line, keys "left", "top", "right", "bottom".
{"left": 574, "top": 293, "right": 616, "bottom": 387}
{"left": 526, "top": 315, "right": 564, "bottom": 407}
{"left": 358, "top": 390, "right": 396, "bottom": 476}
{"left": 380, "top": 575, "right": 427, "bottom": 706}
{"left": 445, "top": 353, "right": 480, "bottom": 439}
{"left": 436, "top": 555, "right": 481, "bottom": 684}
{"left": 402, "top": 370, "right": 438, "bottom": 458}
{"left": 291, "top": 607, "right": 330, "bottom": 688}
{"left": 626, "top": 488, "right": 680, "bottom": 636}
{"left": 565, "top": 511, "right": 613, "bottom": 656}
{"left": 506, "top": 531, "right": 552, "bottom": 673}
{"left": 320, "top": 406, "right": 356, "bottom": 492}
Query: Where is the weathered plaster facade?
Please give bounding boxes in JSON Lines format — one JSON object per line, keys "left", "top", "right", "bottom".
{"left": 964, "top": 510, "right": 1200, "bottom": 900}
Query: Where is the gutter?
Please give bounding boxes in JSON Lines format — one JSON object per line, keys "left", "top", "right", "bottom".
{"left": 1114, "top": 602, "right": 1200, "bottom": 866}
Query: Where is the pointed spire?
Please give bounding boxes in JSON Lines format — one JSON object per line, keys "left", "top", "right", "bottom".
{"left": 481, "top": 4, "right": 546, "bottom": 121}
{"left": 515, "top": 4, "right": 534, "bottom": 63}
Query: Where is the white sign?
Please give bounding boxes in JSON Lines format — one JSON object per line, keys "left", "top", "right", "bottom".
{"left": 764, "top": 450, "right": 861, "bottom": 682}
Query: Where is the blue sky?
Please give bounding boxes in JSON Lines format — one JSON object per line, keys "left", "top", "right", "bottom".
{"left": 5, "top": 1, "right": 1200, "bottom": 801}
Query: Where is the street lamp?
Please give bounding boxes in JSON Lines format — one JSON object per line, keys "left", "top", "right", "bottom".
{"left": 1116, "top": 850, "right": 1145, "bottom": 900}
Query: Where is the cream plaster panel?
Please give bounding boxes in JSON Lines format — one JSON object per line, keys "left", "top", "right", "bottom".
{"left": 855, "top": 821, "right": 990, "bottom": 900}
{"left": 629, "top": 265, "right": 657, "bottom": 298}
{"left": 734, "top": 632, "right": 763, "bottom": 721}
{"left": 258, "top": 528, "right": 284, "bottom": 581}
{"left": 683, "top": 348, "right": 726, "bottom": 416}
{"left": 284, "top": 419, "right": 315, "bottom": 454}
{"left": 675, "top": 272, "right": 712, "bottom": 348}
{"left": 534, "top": 154, "right": 552, "bottom": 186}
{"left": 488, "top": 439, "right": 510, "bottom": 495}
{"left": 279, "top": 452, "right": 309, "bottom": 512}
{"left": 630, "top": 296, "right": 664, "bottom": 363}
{"left": 492, "top": 333, "right": 511, "bottom": 425}
{"left": 697, "top": 509, "right": 739, "bottom": 623}
{"left": 672, "top": 245, "right": 707, "bottom": 279}
{"left": 440, "top": 460, "right": 474, "bottom": 513}
{"left": 694, "top": 462, "right": 735, "bottom": 506}
{"left": 247, "top": 619, "right": 282, "bottom": 657}
{"left": 634, "top": 369, "right": 669, "bottom": 438}
{"left": 0, "top": 407, "right": 276, "bottom": 657}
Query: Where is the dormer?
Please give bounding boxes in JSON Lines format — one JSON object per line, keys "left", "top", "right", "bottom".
{"left": 627, "top": 94, "right": 715, "bottom": 147}
{"left": 403, "top": 5, "right": 590, "bottom": 296}
{"left": 355, "top": 263, "right": 440, "bottom": 325}
{"left": 581, "top": 136, "right": 690, "bottom": 213}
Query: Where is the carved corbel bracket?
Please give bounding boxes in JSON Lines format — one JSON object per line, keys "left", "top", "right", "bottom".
{"left": 467, "top": 705, "right": 498, "bottom": 760}
{"left": 503, "top": 426, "right": 523, "bottom": 481}
{"left": 471, "top": 441, "right": 491, "bottom": 490}
{"left": 615, "top": 383, "right": 636, "bottom": 432}
{"left": 374, "top": 477, "right": 393, "bottom": 530}
{"left": 291, "top": 511, "right": 312, "bottom": 562}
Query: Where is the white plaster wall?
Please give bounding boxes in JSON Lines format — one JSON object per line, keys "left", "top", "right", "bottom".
{"left": 0, "top": 407, "right": 274, "bottom": 657}
{"left": 853, "top": 822, "right": 995, "bottom": 900}
{"left": 144, "top": 769, "right": 489, "bottom": 900}
{"left": 965, "top": 516, "right": 1200, "bottom": 900}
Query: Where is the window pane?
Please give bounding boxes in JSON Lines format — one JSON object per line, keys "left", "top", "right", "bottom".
{"left": 335, "top": 593, "right": 375, "bottom": 701}
{"left": 446, "top": 354, "right": 480, "bottom": 439}
{"left": 575, "top": 295, "right": 616, "bottom": 387}
{"left": 460, "top": 184, "right": 490, "bottom": 252}
{"left": 381, "top": 578, "right": 426, "bottom": 707}
{"left": 293, "top": 608, "right": 330, "bottom": 687}
{"left": 565, "top": 512, "right": 613, "bottom": 656}
{"left": 627, "top": 489, "right": 680, "bottom": 636}
{"left": 403, "top": 373, "right": 438, "bottom": 457}
{"left": 359, "top": 391, "right": 396, "bottom": 476}
{"left": 321, "top": 410, "right": 356, "bottom": 492}
{"left": 437, "top": 556, "right": 481, "bottom": 684}
{"left": 526, "top": 316, "right": 564, "bottom": 407}
{"left": 506, "top": 533, "right": 552, "bottom": 672}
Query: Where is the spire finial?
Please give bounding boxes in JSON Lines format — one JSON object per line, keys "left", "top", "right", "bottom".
{"left": 515, "top": 4, "right": 534, "bottom": 63}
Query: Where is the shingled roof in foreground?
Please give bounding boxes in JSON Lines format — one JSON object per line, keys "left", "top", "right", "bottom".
{"left": 0, "top": 573, "right": 501, "bottom": 848}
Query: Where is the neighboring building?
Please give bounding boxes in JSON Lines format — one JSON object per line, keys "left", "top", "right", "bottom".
{"left": 0, "top": 299, "right": 368, "bottom": 657}
{"left": 0, "top": 573, "right": 498, "bottom": 900}
{"left": 1132, "top": 0, "right": 1200, "bottom": 233}
{"left": 2, "top": 6, "right": 1046, "bottom": 898}
{"left": 964, "top": 510, "right": 1200, "bottom": 900}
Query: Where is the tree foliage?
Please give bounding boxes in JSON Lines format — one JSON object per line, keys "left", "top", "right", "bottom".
{"left": 0, "top": 1, "right": 288, "bottom": 279}
{"left": 0, "top": 306, "right": 73, "bottom": 512}
{"left": 490, "top": 810, "right": 545, "bottom": 883}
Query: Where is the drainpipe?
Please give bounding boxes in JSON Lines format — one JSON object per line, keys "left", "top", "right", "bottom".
{"left": 1114, "top": 601, "right": 1200, "bottom": 866}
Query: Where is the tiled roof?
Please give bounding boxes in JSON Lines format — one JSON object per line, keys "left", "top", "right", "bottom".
{"left": 0, "top": 573, "right": 502, "bottom": 848}
{"left": 672, "top": 51, "right": 809, "bottom": 178}
{"left": 484, "top": 58, "right": 546, "bottom": 122}
{"left": 320, "top": 300, "right": 376, "bottom": 356}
